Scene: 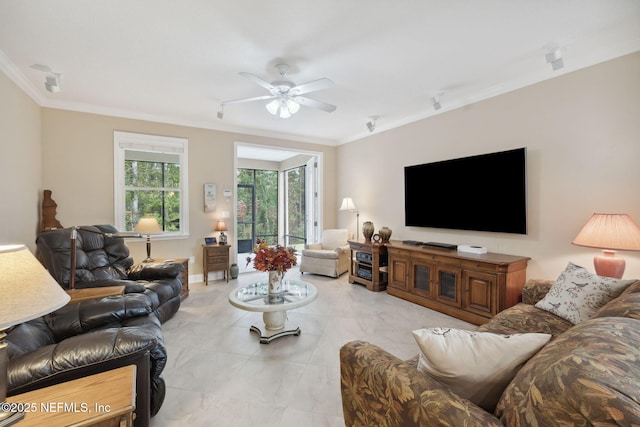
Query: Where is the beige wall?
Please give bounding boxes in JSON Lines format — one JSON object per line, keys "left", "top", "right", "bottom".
{"left": 39, "top": 109, "right": 337, "bottom": 273}
{"left": 0, "top": 70, "right": 42, "bottom": 251}
{"left": 337, "top": 53, "right": 640, "bottom": 280}
{"left": 3, "top": 53, "right": 639, "bottom": 281}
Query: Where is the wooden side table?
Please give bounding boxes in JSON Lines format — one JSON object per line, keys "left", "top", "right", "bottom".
{"left": 203, "top": 244, "right": 230, "bottom": 284}
{"left": 6, "top": 365, "right": 136, "bottom": 426}
{"left": 66, "top": 286, "right": 125, "bottom": 304}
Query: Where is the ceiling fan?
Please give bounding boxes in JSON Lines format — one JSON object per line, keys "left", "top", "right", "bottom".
{"left": 218, "top": 64, "right": 336, "bottom": 119}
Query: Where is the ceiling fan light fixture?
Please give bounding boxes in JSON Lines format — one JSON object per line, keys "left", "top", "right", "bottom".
{"left": 279, "top": 99, "right": 292, "bottom": 119}
{"left": 286, "top": 99, "right": 300, "bottom": 115}
{"left": 225, "top": 64, "right": 335, "bottom": 118}
{"left": 265, "top": 99, "right": 279, "bottom": 115}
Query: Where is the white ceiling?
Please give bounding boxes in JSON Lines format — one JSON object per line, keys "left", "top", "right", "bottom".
{"left": 1, "top": 1, "right": 639, "bottom": 146}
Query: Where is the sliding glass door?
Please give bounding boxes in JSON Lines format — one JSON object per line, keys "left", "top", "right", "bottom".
{"left": 237, "top": 169, "right": 278, "bottom": 252}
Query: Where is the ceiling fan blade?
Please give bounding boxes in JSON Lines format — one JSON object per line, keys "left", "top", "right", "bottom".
{"left": 289, "top": 78, "right": 334, "bottom": 96}
{"left": 292, "top": 96, "right": 337, "bottom": 113}
{"left": 239, "top": 72, "right": 278, "bottom": 93}
{"left": 221, "top": 95, "right": 276, "bottom": 106}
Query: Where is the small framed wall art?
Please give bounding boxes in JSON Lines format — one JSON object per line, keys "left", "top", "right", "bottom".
{"left": 204, "top": 183, "right": 216, "bottom": 212}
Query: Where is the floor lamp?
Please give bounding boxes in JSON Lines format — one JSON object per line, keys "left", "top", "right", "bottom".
{"left": 340, "top": 197, "right": 360, "bottom": 240}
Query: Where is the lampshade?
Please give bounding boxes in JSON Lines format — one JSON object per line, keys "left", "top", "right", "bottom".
{"left": 572, "top": 214, "right": 640, "bottom": 251}
{"left": 286, "top": 99, "right": 300, "bottom": 114}
{"left": 215, "top": 220, "right": 228, "bottom": 232}
{"left": 266, "top": 99, "right": 279, "bottom": 115}
{"left": 265, "top": 97, "right": 300, "bottom": 119}
{"left": 134, "top": 216, "right": 162, "bottom": 235}
{"left": 340, "top": 197, "right": 357, "bottom": 211}
{"left": 0, "top": 244, "right": 70, "bottom": 329}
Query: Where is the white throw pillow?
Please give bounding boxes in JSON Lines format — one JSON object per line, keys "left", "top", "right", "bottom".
{"left": 535, "top": 262, "right": 635, "bottom": 324}
{"left": 412, "top": 328, "right": 551, "bottom": 411}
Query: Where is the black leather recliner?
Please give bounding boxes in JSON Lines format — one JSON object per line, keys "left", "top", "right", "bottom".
{"left": 6, "top": 294, "right": 167, "bottom": 426}
{"left": 36, "top": 225, "right": 183, "bottom": 323}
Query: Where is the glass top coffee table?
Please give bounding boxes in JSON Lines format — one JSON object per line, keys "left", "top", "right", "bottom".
{"left": 229, "top": 279, "right": 318, "bottom": 344}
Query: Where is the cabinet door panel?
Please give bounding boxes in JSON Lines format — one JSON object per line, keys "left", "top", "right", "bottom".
{"left": 435, "top": 266, "right": 462, "bottom": 307}
{"left": 464, "top": 271, "right": 496, "bottom": 316}
{"left": 388, "top": 255, "right": 409, "bottom": 290}
{"left": 410, "top": 262, "right": 434, "bottom": 298}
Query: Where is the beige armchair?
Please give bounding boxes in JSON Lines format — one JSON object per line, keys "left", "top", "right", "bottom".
{"left": 299, "top": 229, "right": 350, "bottom": 278}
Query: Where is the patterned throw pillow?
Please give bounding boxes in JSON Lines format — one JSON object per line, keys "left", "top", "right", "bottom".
{"left": 412, "top": 328, "right": 551, "bottom": 412}
{"left": 535, "top": 262, "right": 635, "bottom": 324}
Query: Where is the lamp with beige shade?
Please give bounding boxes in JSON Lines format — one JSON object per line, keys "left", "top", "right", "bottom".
{"left": 572, "top": 213, "right": 640, "bottom": 279}
{"left": 134, "top": 215, "right": 162, "bottom": 262}
{"left": 0, "top": 244, "right": 71, "bottom": 426}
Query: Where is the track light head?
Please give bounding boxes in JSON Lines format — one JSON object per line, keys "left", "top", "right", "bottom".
{"left": 44, "top": 74, "right": 61, "bottom": 93}
{"left": 366, "top": 116, "right": 377, "bottom": 132}
{"left": 217, "top": 105, "right": 224, "bottom": 119}
{"left": 432, "top": 97, "right": 442, "bottom": 111}
{"left": 31, "top": 64, "right": 63, "bottom": 93}
{"left": 545, "top": 46, "right": 564, "bottom": 71}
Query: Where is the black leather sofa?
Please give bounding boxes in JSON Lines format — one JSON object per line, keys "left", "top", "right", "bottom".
{"left": 6, "top": 294, "right": 166, "bottom": 426}
{"left": 36, "top": 225, "right": 183, "bottom": 323}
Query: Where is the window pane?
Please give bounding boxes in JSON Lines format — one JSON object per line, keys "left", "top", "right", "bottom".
{"left": 164, "top": 163, "right": 181, "bottom": 188}
{"left": 125, "top": 160, "right": 164, "bottom": 187}
{"left": 126, "top": 190, "right": 163, "bottom": 229}
{"left": 255, "top": 170, "right": 278, "bottom": 242}
{"left": 286, "top": 166, "right": 305, "bottom": 249}
{"left": 163, "top": 190, "right": 181, "bottom": 231}
{"left": 237, "top": 169, "right": 254, "bottom": 185}
{"left": 125, "top": 190, "right": 182, "bottom": 232}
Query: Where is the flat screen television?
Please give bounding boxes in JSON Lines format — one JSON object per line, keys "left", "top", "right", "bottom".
{"left": 404, "top": 147, "right": 527, "bottom": 234}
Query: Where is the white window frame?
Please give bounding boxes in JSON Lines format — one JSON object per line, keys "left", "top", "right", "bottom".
{"left": 114, "top": 131, "right": 189, "bottom": 238}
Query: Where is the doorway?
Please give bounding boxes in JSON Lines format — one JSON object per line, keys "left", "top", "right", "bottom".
{"left": 237, "top": 168, "right": 279, "bottom": 252}
{"left": 235, "top": 143, "right": 323, "bottom": 271}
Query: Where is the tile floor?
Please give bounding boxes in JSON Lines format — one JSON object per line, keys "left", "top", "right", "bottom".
{"left": 150, "top": 268, "right": 474, "bottom": 427}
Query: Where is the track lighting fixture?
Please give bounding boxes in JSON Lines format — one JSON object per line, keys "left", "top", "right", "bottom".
{"left": 366, "top": 116, "right": 377, "bottom": 133}
{"left": 217, "top": 105, "right": 224, "bottom": 119}
{"left": 545, "top": 46, "right": 564, "bottom": 71}
{"left": 30, "top": 64, "right": 62, "bottom": 94}
{"left": 432, "top": 97, "right": 442, "bottom": 111}
{"left": 44, "top": 74, "right": 61, "bottom": 93}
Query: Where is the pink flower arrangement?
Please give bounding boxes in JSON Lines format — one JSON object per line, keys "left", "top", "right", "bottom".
{"left": 246, "top": 239, "right": 297, "bottom": 274}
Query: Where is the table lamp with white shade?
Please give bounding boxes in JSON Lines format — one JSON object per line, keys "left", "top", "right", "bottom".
{"left": 572, "top": 213, "right": 640, "bottom": 279}
{"left": 0, "top": 244, "right": 71, "bottom": 426}
{"left": 134, "top": 215, "right": 162, "bottom": 262}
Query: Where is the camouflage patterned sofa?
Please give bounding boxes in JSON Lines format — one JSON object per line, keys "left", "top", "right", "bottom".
{"left": 340, "top": 278, "right": 640, "bottom": 426}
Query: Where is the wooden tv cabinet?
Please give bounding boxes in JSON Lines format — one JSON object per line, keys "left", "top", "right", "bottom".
{"left": 348, "top": 240, "right": 388, "bottom": 292}
{"left": 386, "top": 241, "right": 530, "bottom": 325}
